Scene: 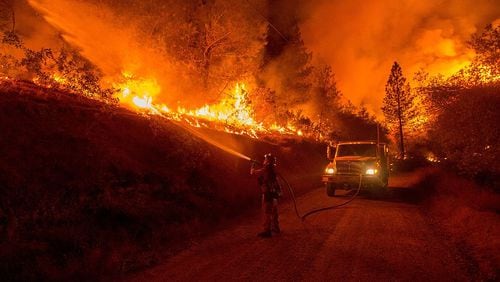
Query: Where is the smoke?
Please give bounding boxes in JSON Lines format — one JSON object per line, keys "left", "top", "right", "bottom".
{"left": 25, "top": 0, "right": 269, "bottom": 107}
{"left": 1, "top": 1, "right": 59, "bottom": 51}
{"left": 12, "top": 0, "right": 499, "bottom": 117}
{"left": 300, "top": 0, "right": 500, "bottom": 115}
{"left": 27, "top": 0, "right": 178, "bottom": 103}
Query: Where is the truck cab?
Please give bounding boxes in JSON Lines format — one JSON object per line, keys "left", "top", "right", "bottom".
{"left": 323, "top": 141, "right": 389, "bottom": 197}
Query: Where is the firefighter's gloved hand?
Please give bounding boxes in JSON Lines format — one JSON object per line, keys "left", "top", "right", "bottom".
{"left": 250, "top": 160, "right": 257, "bottom": 169}
{"left": 250, "top": 161, "right": 256, "bottom": 174}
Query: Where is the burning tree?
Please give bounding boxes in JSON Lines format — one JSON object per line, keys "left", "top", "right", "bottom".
{"left": 124, "top": 0, "right": 268, "bottom": 102}
{"left": 382, "top": 62, "right": 416, "bottom": 159}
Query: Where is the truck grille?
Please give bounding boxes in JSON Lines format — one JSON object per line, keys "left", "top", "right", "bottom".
{"left": 336, "top": 161, "right": 362, "bottom": 174}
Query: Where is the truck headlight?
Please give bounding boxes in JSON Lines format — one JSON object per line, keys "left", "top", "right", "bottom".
{"left": 325, "top": 167, "right": 335, "bottom": 174}
{"left": 365, "top": 168, "right": 378, "bottom": 175}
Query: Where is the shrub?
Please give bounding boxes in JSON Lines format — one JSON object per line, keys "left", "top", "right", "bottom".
{"left": 428, "top": 84, "right": 499, "bottom": 186}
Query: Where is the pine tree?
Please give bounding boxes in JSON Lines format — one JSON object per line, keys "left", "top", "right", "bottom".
{"left": 312, "top": 64, "right": 342, "bottom": 139}
{"left": 261, "top": 17, "right": 313, "bottom": 124}
{"left": 382, "top": 62, "right": 415, "bottom": 159}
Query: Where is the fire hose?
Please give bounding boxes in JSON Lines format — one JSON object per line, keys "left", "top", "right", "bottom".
{"left": 252, "top": 159, "right": 362, "bottom": 221}
{"left": 278, "top": 173, "right": 362, "bottom": 221}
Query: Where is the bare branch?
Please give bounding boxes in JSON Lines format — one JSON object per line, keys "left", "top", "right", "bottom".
{"left": 204, "top": 32, "right": 230, "bottom": 60}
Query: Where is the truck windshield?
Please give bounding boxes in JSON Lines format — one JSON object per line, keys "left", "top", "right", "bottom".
{"left": 336, "top": 144, "right": 377, "bottom": 157}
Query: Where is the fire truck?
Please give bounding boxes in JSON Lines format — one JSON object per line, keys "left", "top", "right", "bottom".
{"left": 322, "top": 141, "right": 389, "bottom": 196}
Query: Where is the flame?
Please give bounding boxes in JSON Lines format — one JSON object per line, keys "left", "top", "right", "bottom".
{"left": 189, "top": 83, "right": 261, "bottom": 128}
{"left": 132, "top": 95, "right": 153, "bottom": 109}
{"left": 110, "top": 73, "right": 302, "bottom": 138}
{"left": 114, "top": 71, "right": 160, "bottom": 110}
{"left": 52, "top": 74, "right": 67, "bottom": 84}
{"left": 20, "top": 68, "right": 303, "bottom": 139}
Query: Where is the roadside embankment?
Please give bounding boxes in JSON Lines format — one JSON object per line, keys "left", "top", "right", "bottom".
{"left": 0, "top": 82, "right": 326, "bottom": 280}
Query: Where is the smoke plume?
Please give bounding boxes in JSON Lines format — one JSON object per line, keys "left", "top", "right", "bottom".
{"left": 27, "top": 0, "right": 177, "bottom": 103}
{"left": 300, "top": 0, "right": 499, "bottom": 115}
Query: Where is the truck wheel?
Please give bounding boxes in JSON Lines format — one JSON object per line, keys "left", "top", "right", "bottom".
{"left": 326, "top": 183, "right": 336, "bottom": 197}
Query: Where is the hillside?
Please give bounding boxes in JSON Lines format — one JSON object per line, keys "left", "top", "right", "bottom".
{"left": 0, "top": 81, "right": 326, "bottom": 280}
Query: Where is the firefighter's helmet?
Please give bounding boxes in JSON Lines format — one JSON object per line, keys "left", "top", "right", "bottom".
{"left": 263, "top": 153, "right": 276, "bottom": 166}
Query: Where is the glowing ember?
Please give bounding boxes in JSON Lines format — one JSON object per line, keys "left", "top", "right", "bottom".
{"left": 426, "top": 152, "right": 440, "bottom": 163}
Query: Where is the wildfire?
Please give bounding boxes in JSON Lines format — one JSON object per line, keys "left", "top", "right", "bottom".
{"left": 113, "top": 72, "right": 300, "bottom": 138}
{"left": 114, "top": 71, "right": 159, "bottom": 110}
{"left": 188, "top": 83, "right": 262, "bottom": 128}
{"left": 52, "top": 74, "right": 67, "bottom": 84}
{"left": 132, "top": 95, "right": 153, "bottom": 109}
{"left": 22, "top": 68, "right": 301, "bottom": 138}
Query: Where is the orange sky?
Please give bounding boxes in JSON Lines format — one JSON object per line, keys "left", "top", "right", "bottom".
{"left": 300, "top": 0, "right": 499, "bottom": 116}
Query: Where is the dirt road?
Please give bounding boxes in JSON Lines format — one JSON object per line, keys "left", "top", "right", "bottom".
{"left": 130, "top": 174, "right": 472, "bottom": 281}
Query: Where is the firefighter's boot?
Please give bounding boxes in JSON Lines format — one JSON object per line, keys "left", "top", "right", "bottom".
{"left": 272, "top": 226, "right": 281, "bottom": 234}
{"left": 258, "top": 231, "right": 272, "bottom": 238}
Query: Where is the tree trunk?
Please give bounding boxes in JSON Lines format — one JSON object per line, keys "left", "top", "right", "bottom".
{"left": 398, "top": 114, "right": 405, "bottom": 159}
{"left": 317, "top": 110, "right": 323, "bottom": 141}
{"left": 396, "top": 91, "right": 405, "bottom": 159}
{"left": 11, "top": 8, "right": 15, "bottom": 31}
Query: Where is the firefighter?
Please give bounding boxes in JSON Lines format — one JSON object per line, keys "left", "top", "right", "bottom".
{"left": 250, "top": 153, "right": 282, "bottom": 238}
